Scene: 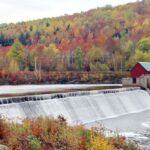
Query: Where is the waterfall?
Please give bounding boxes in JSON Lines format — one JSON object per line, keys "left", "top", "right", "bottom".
{"left": 0, "top": 89, "right": 150, "bottom": 125}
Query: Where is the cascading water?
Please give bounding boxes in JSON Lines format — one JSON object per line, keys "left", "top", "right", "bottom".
{"left": 0, "top": 88, "right": 150, "bottom": 125}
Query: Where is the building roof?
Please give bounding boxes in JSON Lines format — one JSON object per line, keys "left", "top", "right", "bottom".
{"left": 139, "top": 62, "right": 150, "bottom": 72}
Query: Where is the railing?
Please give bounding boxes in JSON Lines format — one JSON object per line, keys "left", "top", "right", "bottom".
{"left": 0, "top": 87, "right": 140, "bottom": 105}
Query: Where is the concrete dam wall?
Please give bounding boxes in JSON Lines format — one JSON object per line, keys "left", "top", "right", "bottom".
{"left": 0, "top": 89, "right": 150, "bottom": 125}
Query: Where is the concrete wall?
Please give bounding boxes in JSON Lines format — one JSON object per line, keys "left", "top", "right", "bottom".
{"left": 122, "top": 75, "right": 150, "bottom": 89}
{"left": 122, "top": 78, "right": 133, "bottom": 86}
{"left": 122, "top": 77, "right": 140, "bottom": 86}
{"left": 139, "top": 75, "right": 150, "bottom": 89}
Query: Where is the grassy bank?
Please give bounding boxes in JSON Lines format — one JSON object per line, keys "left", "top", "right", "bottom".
{"left": 0, "top": 116, "right": 139, "bottom": 150}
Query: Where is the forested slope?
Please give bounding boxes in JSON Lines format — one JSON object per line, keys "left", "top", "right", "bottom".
{"left": 0, "top": 0, "right": 150, "bottom": 77}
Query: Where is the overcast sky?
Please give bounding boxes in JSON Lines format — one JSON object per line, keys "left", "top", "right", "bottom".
{"left": 0, "top": 0, "right": 137, "bottom": 24}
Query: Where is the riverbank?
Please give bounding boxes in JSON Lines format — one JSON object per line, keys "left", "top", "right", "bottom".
{"left": 0, "top": 117, "right": 139, "bottom": 150}
{"left": 0, "top": 71, "right": 129, "bottom": 85}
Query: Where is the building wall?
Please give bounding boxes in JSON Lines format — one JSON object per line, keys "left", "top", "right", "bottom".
{"left": 139, "top": 75, "right": 150, "bottom": 89}
{"left": 122, "top": 77, "right": 140, "bottom": 86}
{"left": 131, "top": 63, "right": 150, "bottom": 78}
{"left": 122, "top": 75, "right": 150, "bottom": 89}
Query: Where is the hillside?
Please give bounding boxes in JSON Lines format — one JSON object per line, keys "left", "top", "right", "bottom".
{"left": 0, "top": 0, "right": 150, "bottom": 82}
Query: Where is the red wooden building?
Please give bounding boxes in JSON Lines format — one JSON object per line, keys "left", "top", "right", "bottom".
{"left": 123, "top": 62, "right": 150, "bottom": 88}
{"left": 131, "top": 62, "right": 150, "bottom": 83}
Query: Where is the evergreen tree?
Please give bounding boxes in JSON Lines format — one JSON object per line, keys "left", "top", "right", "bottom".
{"left": 75, "top": 47, "right": 83, "bottom": 70}
{"left": 7, "top": 40, "right": 25, "bottom": 70}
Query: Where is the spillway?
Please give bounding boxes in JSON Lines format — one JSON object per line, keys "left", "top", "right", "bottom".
{"left": 0, "top": 88, "right": 150, "bottom": 125}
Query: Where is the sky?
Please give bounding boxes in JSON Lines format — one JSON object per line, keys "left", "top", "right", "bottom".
{"left": 0, "top": 0, "right": 137, "bottom": 24}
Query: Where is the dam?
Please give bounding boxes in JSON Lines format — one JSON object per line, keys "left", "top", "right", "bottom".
{"left": 1, "top": 85, "right": 150, "bottom": 148}
{"left": 0, "top": 87, "right": 150, "bottom": 126}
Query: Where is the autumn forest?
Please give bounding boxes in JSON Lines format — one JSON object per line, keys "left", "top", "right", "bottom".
{"left": 0, "top": 0, "right": 150, "bottom": 84}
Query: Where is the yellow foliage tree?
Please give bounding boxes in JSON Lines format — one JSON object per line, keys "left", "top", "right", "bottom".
{"left": 90, "top": 129, "right": 114, "bottom": 150}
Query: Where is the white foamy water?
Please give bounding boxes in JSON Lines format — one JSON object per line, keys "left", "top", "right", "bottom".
{"left": 0, "top": 89, "right": 149, "bottom": 126}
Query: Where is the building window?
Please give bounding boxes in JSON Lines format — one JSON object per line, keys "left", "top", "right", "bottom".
{"left": 133, "top": 78, "right": 136, "bottom": 84}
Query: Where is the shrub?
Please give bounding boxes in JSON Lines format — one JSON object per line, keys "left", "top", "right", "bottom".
{"left": 0, "top": 117, "right": 139, "bottom": 150}
{"left": 28, "top": 135, "right": 41, "bottom": 150}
